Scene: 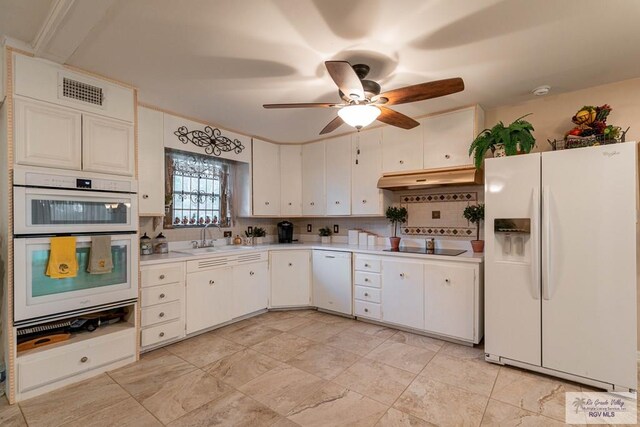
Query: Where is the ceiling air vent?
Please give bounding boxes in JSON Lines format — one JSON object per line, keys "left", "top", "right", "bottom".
{"left": 62, "top": 77, "right": 104, "bottom": 106}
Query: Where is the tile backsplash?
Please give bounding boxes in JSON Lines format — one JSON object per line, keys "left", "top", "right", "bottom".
{"left": 140, "top": 185, "right": 484, "bottom": 243}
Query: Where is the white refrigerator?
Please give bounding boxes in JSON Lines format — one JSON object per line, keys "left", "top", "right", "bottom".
{"left": 484, "top": 142, "right": 638, "bottom": 392}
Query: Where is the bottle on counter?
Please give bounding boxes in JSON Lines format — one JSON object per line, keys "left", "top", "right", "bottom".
{"left": 153, "top": 232, "right": 169, "bottom": 254}
{"left": 140, "top": 232, "right": 153, "bottom": 255}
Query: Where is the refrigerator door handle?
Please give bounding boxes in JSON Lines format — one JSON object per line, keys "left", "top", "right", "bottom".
{"left": 542, "top": 186, "right": 552, "bottom": 300}
{"left": 530, "top": 188, "right": 540, "bottom": 299}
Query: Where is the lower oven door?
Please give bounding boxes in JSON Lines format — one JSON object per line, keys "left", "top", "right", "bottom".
{"left": 14, "top": 234, "right": 138, "bottom": 323}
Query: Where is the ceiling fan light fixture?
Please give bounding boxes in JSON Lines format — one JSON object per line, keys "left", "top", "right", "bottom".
{"left": 338, "top": 105, "right": 381, "bottom": 129}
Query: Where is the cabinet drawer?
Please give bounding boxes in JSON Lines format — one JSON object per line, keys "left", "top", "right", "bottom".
{"left": 141, "top": 282, "right": 182, "bottom": 307}
{"left": 18, "top": 328, "right": 135, "bottom": 393}
{"left": 354, "top": 271, "right": 381, "bottom": 288}
{"left": 355, "top": 300, "right": 381, "bottom": 319}
{"left": 141, "top": 301, "right": 181, "bottom": 327}
{"left": 354, "top": 286, "right": 381, "bottom": 303}
{"left": 141, "top": 319, "right": 183, "bottom": 348}
{"left": 141, "top": 264, "right": 184, "bottom": 287}
{"left": 355, "top": 257, "right": 381, "bottom": 273}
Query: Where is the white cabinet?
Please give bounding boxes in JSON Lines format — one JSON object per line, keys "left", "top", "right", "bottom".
{"left": 312, "top": 250, "right": 352, "bottom": 315}
{"left": 352, "top": 129, "right": 389, "bottom": 215}
{"left": 137, "top": 107, "right": 165, "bottom": 215}
{"left": 270, "top": 250, "right": 311, "bottom": 307}
{"left": 422, "top": 105, "right": 483, "bottom": 169}
{"left": 280, "top": 145, "right": 302, "bottom": 216}
{"left": 232, "top": 261, "right": 269, "bottom": 318}
{"left": 14, "top": 96, "right": 82, "bottom": 170}
{"left": 381, "top": 259, "right": 425, "bottom": 330}
{"left": 382, "top": 125, "right": 423, "bottom": 173}
{"left": 302, "top": 141, "right": 326, "bottom": 216}
{"left": 186, "top": 267, "right": 233, "bottom": 334}
{"left": 252, "top": 139, "right": 281, "bottom": 216}
{"left": 425, "top": 262, "right": 478, "bottom": 341}
{"left": 325, "top": 135, "right": 351, "bottom": 215}
{"left": 82, "top": 114, "right": 135, "bottom": 176}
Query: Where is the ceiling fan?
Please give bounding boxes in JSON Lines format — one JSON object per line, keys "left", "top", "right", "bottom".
{"left": 263, "top": 61, "right": 464, "bottom": 135}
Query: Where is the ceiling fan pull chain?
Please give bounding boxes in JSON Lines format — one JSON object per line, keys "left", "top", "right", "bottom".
{"left": 355, "top": 132, "right": 361, "bottom": 164}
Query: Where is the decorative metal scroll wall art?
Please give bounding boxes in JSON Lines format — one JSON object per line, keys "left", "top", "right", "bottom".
{"left": 174, "top": 125, "right": 245, "bottom": 156}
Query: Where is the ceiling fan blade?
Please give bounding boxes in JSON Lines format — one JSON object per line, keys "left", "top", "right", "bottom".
{"left": 319, "top": 116, "right": 344, "bottom": 135}
{"left": 325, "top": 61, "right": 365, "bottom": 101}
{"left": 377, "top": 107, "right": 420, "bottom": 129}
{"left": 376, "top": 77, "right": 464, "bottom": 105}
{"left": 263, "top": 102, "right": 341, "bottom": 109}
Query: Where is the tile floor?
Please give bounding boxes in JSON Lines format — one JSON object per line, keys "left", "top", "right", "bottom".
{"left": 0, "top": 309, "right": 631, "bottom": 426}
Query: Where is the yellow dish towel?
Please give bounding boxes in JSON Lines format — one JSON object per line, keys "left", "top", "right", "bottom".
{"left": 46, "top": 237, "right": 79, "bottom": 279}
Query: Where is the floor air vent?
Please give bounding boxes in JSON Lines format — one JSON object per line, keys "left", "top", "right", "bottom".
{"left": 62, "top": 77, "right": 104, "bottom": 106}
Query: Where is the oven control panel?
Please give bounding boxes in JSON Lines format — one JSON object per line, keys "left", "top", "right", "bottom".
{"left": 20, "top": 172, "right": 135, "bottom": 193}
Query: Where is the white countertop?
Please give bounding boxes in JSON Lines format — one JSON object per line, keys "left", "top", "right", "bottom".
{"left": 140, "top": 242, "right": 484, "bottom": 266}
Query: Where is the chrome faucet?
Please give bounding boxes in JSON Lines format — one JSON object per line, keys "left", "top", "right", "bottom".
{"left": 200, "top": 222, "right": 222, "bottom": 248}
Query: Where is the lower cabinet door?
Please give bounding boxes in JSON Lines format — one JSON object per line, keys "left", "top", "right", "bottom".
{"left": 381, "top": 259, "right": 424, "bottom": 330}
{"left": 270, "top": 251, "right": 310, "bottom": 307}
{"left": 186, "top": 267, "right": 233, "bottom": 334}
{"left": 424, "top": 262, "right": 476, "bottom": 341}
{"left": 232, "top": 261, "right": 269, "bottom": 318}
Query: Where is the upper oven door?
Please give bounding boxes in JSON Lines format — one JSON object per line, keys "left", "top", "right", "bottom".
{"left": 14, "top": 187, "right": 138, "bottom": 235}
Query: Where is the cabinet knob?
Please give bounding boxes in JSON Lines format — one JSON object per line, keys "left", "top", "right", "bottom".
{"left": 335, "top": 201, "right": 340, "bottom": 204}
{"left": 364, "top": 308, "right": 369, "bottom": 313}
{"left": 364, "top": 278, "right": 370, "bottom": 282}
{"left": 265, "top": 201, "right": 270, "bottom": 205}
{"left": 288, "top": 202, "right": 292, "bottom": 206}
{"left": 288, "top": 263, "right": 293, "bottom": 267}
{"left": 159, "top": 293, "right": 166, "bottom": 299}
{"left": 310, "top": 202, "right": 315, "bottom": 206}
{"left": 142, "top": 194, "right": 149, "bottom": 199}
{"left": 364, "top": 263, "right": 370, "bottom": 267}
{"left": 399, "top": 160, "right": 404, "bottom": 164}
{"left": 362, "top": 199, "right": 367, "bottom": 204}
{"left": 445, "top": 278, "right": 450, "bottom": 284}
{"left": 159, "top": 274, "right": 165, "bottom": 280}
{"left": 400, "top": 273, "right": 405, "bottom": 278}
{"left": 209, "top": 280, "right": 215, "bottom": 285}
{"left": 250, "top": 271, "right": 255, "bottom": 276}
{"left": 80, "top": 356, "right": 88, "bottom": 363}
{"left": 445, "top": 154, "right": 451, "bottom": 159}
{"left": 364, "top": 292, "right": 369, "bottom": 297}
{"left": 159, "top": 312, "right": 165, "bottom": 318}
{"left": 159, "top": 332, "right": 165, "bottom": 337}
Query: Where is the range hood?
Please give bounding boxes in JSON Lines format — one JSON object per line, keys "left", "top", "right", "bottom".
{"left": 377, "top": 166, "right": 483, "bottom": 191}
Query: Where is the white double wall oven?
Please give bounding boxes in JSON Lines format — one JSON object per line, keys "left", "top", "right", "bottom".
{"left": 13, "top": 166, "right": 139, "bottom": 324}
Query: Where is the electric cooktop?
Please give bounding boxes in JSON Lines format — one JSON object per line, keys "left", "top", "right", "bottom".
{"left": 383, "top": 248, "right": 467, "bottom": 256}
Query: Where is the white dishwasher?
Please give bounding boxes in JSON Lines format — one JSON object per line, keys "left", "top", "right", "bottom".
{"left": 312, "top": 250, "right": 352, "bottom": 315}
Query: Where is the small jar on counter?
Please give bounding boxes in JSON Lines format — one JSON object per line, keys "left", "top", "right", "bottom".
{"left": 140, "top": 233, "right": 153, "bottom": 255}
{"left": 153, "top": 232, "right": 169, "bottom": 254}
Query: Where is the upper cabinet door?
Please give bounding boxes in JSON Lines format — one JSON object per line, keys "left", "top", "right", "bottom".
{"left": 252, "top": 139, "right": 281, "bottom": 216}
{"left": 137, "top": 107, "right": 165, "bottom": 215}
{"left": 422, "top": 106, "right": 482, "bottom": 169}
{"left": 325, "top": 135, "right": 351, "bottom": 216}
{"left": 382, "top": 125, "right": 423, "bottom": 173}
{"left": 14, "top": 96, "right": 82, "bottom": 170}
{"left": 280, "top": 145, "right": 302, "bottom": 216}
{"left": 82, "top": 114, "right": 135, "bottom": 176}
{"left": 352, "top": 129, "right": 384, "bottom": 215}
{"left": 302, "top": 141, "right": 326, "bottom": 216}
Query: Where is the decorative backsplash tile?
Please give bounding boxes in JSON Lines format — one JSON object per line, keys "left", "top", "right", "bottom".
{"left": 400, "top": 191, "right": 478, "bottom": 239}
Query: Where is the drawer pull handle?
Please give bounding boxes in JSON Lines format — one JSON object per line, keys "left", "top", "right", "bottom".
{"left": 159, "top": 274, "right": 165, "bottom": 280}
{"left": 364, "top": 292, "right": 369, "bottom": 297}
{"left": 364, "top": 278, "right": 369, "bottom": 282}
{"left": 399, "top": 160, "right": 404, "bottom": 164}
{"left": 445, "top": 154, "right": 451, "bottom": 159}
{"left": 159, "top": 293, "right": 166, "bottom": 299}
{"left": 288, "top": 202, "right": 292, "bottom": 205}
{"left": 400, "top": 273, "right": 405, "bottom": 278}
{"left": 80, "top": 356, "right": 88, "bottom": 363}
{"left": 364, "top": 308, "right": 369, "bottom": 313}
{"left": 364, "top": 263, "right": 370, "bottom": 267}
{"left": 209, "top": 280, "right": 215, "bottom": 285}
{"left": 362, "top": 199, "right": 367, "bottom": 204}
{"left": 159, "top": 332, "right": 165, "bottom": 337}
{"left": 250, "top": 271, "right": 255, "bottom": 276}
{"left": 265, "top": 201, "right": 270, "bottom": 205}
{"left": 159, "top": 312, "right": 165, "bottom": 318}
{"left": 288, "top": 263, "right": 293, "bottom": 267}
{"left": 445, "top": 278, "right": 450, "bottom": 284}
{"left": 142, "top": 194, "right": 149, "bottom": 199}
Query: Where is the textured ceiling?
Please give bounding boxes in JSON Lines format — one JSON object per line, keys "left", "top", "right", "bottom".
{"left": 3, "top": 0, "right": 640, "bottom": 142}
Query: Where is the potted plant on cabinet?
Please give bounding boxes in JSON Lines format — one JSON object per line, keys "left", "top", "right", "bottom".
{"left": 318, "top": 226, "right": 332, "bottom": 244}
{"left": 385, "top": 206, "right": 408, "bottom": 250}
{"left": 253, "top": 227, "right": 266, "bottom": 245}
{"left": 469, "top": 114, "right": 536, "bottom": 168}
{"left": 463, "top": 203, "right": 485, "bottom": 252}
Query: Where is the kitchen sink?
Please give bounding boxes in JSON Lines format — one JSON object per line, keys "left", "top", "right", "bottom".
{"left": 175, "top": 245, "right": 254, "bottom": 255}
